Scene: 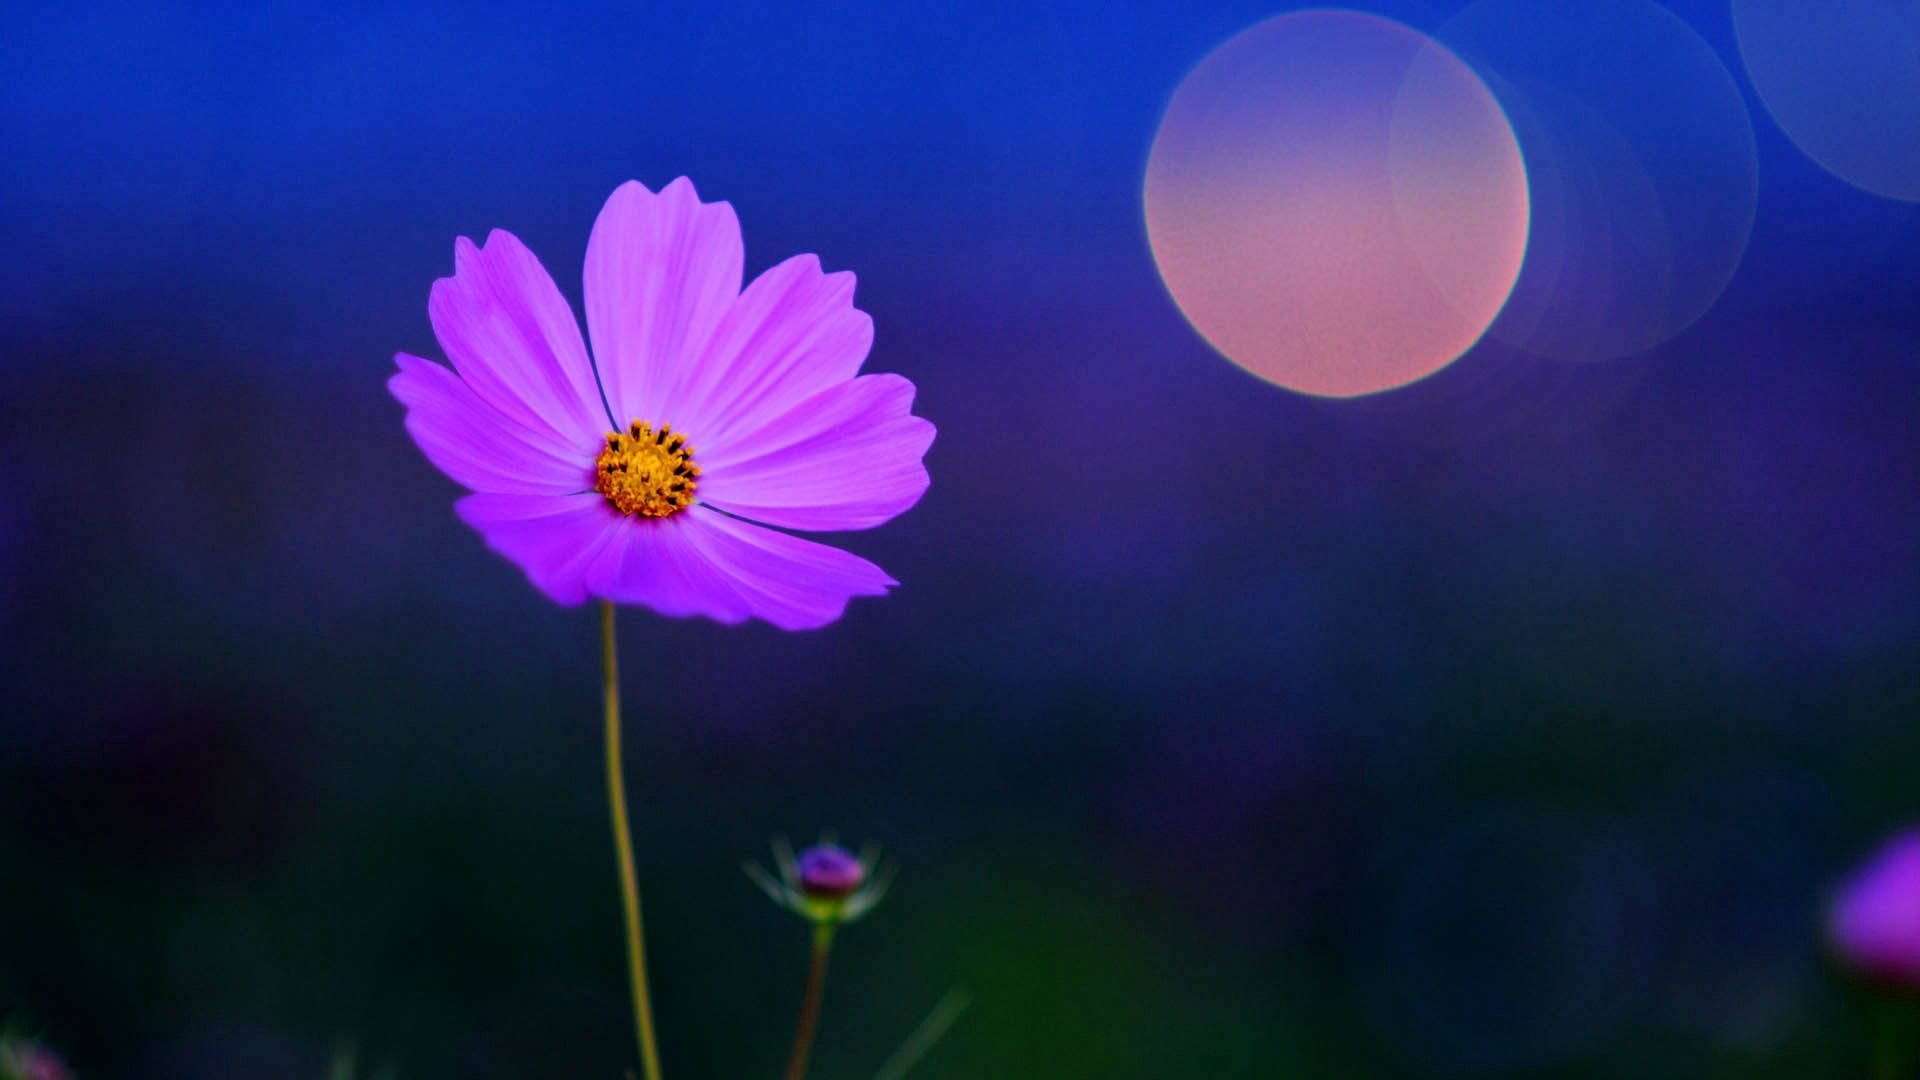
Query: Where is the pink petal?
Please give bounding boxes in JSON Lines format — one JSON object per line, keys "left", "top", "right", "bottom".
{"left": 455, "top": 492, "right": 623, "bottom": 605}
{"left": 428, "top": 230, "right": 609, "bottom": 456}
{"left": 699, "top": 374, "right": 934, "bottom": 531}
{"left": 584, "top": 178, "right": 743, "bottom": 431}
{"left": 680, "top": 507, "right": 896, "bottom": 630}
{"left": 389, "top": 353, "right": 594, "bottom": 495}
{"left": 1832, "top": 828, "right": 1920, "bottom": 983}
{"left": 579, "top": 512, "right": 755, "bottom": 624}
{"left": 455, "top": 496, "right": 896, "bottom": 627}
{"left": 669, "top": 254, "right": 874, "bottom": 452}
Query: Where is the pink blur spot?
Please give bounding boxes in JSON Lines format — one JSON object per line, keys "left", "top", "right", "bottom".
{"left": 1145, "top": 10, "right": 1529, "bottom": 397}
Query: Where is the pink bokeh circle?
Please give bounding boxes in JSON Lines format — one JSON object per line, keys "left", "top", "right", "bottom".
{"left": 1145, "top": 10, "right": 1529, "bottom": 398}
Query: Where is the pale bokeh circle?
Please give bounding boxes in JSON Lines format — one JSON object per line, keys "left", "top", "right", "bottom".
{"left": 1145, "top": 10, "right": 1529, "bottom": 398}
{"left": 1733, "top": 0, "right": 1920, "bottom": 202}
{"left": 1437, "top": 0, "right": 1758, "bottom": 363}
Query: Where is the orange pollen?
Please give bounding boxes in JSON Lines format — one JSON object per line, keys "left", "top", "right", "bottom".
{"left": 594, "top": 419, "right": 700, "bottom": 518}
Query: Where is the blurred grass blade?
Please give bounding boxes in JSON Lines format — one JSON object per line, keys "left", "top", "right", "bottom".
{"left": 873, "top": 990, "right": 970, "bottom": 1080}
{"left": 328, "top": 1044, "right": 356, "bottom": 1080}
{"left": 328, "top": 1042, "right": 400, "bottom": 1080}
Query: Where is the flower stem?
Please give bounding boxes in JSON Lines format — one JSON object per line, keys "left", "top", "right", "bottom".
{"left": 601, "top": 600, "right": 663, "bottom": 1080}
{"left": 783, "top": 923, "right": 837, "bottom": 1080}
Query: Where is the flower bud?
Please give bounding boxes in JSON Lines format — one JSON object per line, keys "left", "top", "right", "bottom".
{"left": 796, "top": 844, "right": 866, "bottom": 900}
{"left": 746, "top": 834, "right": 895, "bottom": 926}
{"left": 1830, "top": 826, "right": 1920, "bottom": 990}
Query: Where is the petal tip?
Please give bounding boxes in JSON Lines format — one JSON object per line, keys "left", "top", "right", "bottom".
{"left": 599, "top": 180, "right": 656, "bottom": 215}
{"left": 658, "top": 175, "right": 736, "bottom": 220}
{"left": 388, "top": 352, "right": 439, "bottom": 403}
{"left": 909, "top": 414, "right": 938, "bottom": 453}
{"left": 789, "top": 253, "right": 858, "bottom": 297}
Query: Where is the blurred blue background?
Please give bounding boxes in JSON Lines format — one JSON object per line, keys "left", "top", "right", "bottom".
{"left": 3, "top": 0, "right": 1918, "bottom": 1075}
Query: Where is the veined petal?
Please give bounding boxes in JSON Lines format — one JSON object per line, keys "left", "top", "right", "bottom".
{"left": 454, "top": 495, "right": 892, "bottom": 627}
{"left": 455, "top": 492, "right": 622, "bottom": 606}
{"left": 670, "top": 254, "right": 874, "bottom": 451}
{"left": 389, "top": 353, "right": 593, "bottom": 495}
{"left": 680, "top": 507, "right": 896, "bottom": 631}
{"left": 585, "top": 178, "right": 743, "bottom": 430}
{"left": 579, "top": 512, "right": 755, "bottom": 624}
{"left": 428, "top": 230, "right": 609, "bottom": 455}
{"left": 699, "top": 374, "right": 934, "bottom": 531}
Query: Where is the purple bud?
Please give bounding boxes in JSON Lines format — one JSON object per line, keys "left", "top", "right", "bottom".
{"left": 796, "top": 844, "right": 866, "bottom": 899}
{"left": 0, "top": 1039, "right": 73, "bottom": 1080}
{"left": 1830, "top": 827, "right": 1920, "bottom": 990}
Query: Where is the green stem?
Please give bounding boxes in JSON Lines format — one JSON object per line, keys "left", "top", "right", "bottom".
{"left": 784, "top": 924, "right": 837, "bottom": 1080}
{"left": 602, "top": 600, "right": 663, "bottom": 1080}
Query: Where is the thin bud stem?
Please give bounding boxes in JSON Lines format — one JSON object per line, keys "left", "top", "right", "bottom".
{"left": 784, "top": 923, "right": 837, "bottom": 1080}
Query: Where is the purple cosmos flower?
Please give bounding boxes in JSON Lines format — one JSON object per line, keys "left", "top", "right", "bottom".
{"left": 390, "top": 179, "right": 934, "bottom": 630}
{"left": 1830, "top": 827, "right": 1920, "bottom": 989}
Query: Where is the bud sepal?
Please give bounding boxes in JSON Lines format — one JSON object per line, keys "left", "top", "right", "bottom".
{"left": 746, "top": 835, "right": 895, "bottom": 926}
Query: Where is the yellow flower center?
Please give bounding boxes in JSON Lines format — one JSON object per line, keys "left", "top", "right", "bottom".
{"left": 594, "top": 419, "right": 701, "bottom": 518}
